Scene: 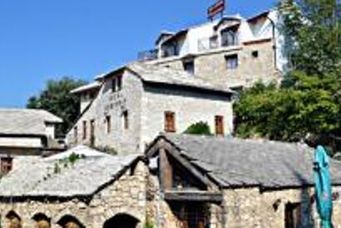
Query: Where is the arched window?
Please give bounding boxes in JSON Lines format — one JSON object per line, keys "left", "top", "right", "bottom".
{"left": 103, "top": 213, "right": 139, "bottom": 228}
{"left": 5, "top": 211, "right": 22, "bottom": 228}
{"left": 57, "top": 215, "right": 85, "bottom": 228}
{"left": 32, "top": 213, "right": 51, "bottom": 228}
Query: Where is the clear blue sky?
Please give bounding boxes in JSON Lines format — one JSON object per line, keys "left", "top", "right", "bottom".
{"left": 0, "top": 0, "right": 277, "bottom": 107}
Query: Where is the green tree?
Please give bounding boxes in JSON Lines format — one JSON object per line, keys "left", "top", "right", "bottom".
{"left": 184, "top": 121, "right": 212, "bottom": 136}
{"left": 27, "top": 77, "right": 87, "bottom": 136}
{"left": 234, "top": 0, "right": 341, "bottom": 153}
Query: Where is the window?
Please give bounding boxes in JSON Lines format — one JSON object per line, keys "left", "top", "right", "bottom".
{"left": 252, "top": 50, "right": 259, "bottom": 58}
{"left": 82, "top": 121, "right": 87, "bottom": 140}
{"left": 165, "top": 111, "right": 176, "bottom": 133}
{"left": 123, "top": 111, "right": 129, "bottom": 130}
{"left": 225, "top": 54, "right": 238, "bottom": 69}
{"left": 215, "top": 115, "right": 224, "bottom": 135}
{"left": 106, "top": 116, "right": 111, "bottom": 134}
{"left": 90, "top": 120, "right": 95, "bottom": 146}
{"left": 209, "top": 35, "right": 218, "bottom": 49}
{"left": 112, "top": 75, "right": 123, "bottom": 92}
{"left": 183, "top": 60, "right": 195, "bottom": 75}
{"left": 285, "top": 202, "right": 302, "bottom": 228}
{"left": 221, "top": 29, "right": 238, "bottom": 47}
{"left": 1, "top": 157, "right": 13, "bottom": 174}
{"left": 74, "top": 126, "right": 78, "bottom": 143}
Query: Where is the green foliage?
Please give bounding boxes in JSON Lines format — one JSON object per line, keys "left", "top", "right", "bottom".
{"left": 184, "top": 121, "right": 212, "bottom": 136}
{"left": 27, "top": 77, "right": 87, "bottom": 136}
{"left": 144, "top": 219, "right": 154, "bottom": 228}
{"left": 279, "top": 0, "right": 341, "bottom": 75}
{"left": 234, "top": 0, "right": 341, "bottom": 154}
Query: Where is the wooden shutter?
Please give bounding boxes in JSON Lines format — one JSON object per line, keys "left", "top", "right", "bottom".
{"left": 215, "top": 116, "right": 224, "bottom": 135}
{"left": 165, "top": 112, "right": 176, "bottom": 133}
{"left": 1, "top": 157, "right": 13, "bottom": 174}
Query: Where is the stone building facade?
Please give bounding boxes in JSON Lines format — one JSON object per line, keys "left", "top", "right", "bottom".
{"left": 1, "top": 136, "right": 341, "bottom": 227}
{"left": 139, "top": 9, "right": 287, "bottom": 89}
{"left": 66, "top": 63, "right": 234, "bottom": 154}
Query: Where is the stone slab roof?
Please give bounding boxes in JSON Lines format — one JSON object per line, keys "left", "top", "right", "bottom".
{"left": 0, "top": 145, "right": 140, "bottom": 198}
{"left": 127, "top": 63, "right": 234, "bottom": 94}
{"left": 0, "top": 109, "right": 62, "bottom": 136}
{"left": 70, "top": 81, "right": 102, "bottom": 94}
{"left": 161, "top": 134, "right": 341, "bottom": 189}
{"left": 97, "top": 62, "right": 234, "bottom": 94}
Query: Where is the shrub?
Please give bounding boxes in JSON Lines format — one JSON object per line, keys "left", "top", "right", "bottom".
{"left": 184, "top": 121, "right": 212, "bottom": 136}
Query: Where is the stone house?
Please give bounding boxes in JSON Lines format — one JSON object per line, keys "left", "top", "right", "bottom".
{"left": 66, "top": 62, "right": 234, "bottom": 154}
{"left": 139, "top": 9, "right": 287, "bottom": 89}
{"left": 1, "top": 134, "right": 341, "bottom": 228}
{"left": 0, "top": 109, "right": 63, "bottom": 174}
{"left": 144, "top": 134, "right": 341, "bottom": 228}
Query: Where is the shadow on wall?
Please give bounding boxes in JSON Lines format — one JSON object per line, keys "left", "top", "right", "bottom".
{"left": 284, "top": 161, "right": 316, "bottom": 228}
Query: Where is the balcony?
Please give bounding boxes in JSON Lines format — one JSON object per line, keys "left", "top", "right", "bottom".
{"left": 137, "top": 49, "right": 158, "bottom": 61}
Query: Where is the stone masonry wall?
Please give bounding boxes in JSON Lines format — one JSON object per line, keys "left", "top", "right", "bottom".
{"left": 223, "top": 186, "right": 341, "bottom": 228}
{"left": 0, "top": 161, "right": 148, "bottom": 228}
{"left": 154, "top": 40, "right": 281, "bottom": 89}
{"left": 140, "top": 85, "right": 233, "bottom": 148}
{"left": 66, "top": 70, "right": 144, "bottom": 155}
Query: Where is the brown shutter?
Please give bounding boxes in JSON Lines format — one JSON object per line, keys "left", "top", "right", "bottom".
{"left": 215, "top": 115, "right": 224, "bottom": 135}
{"left": 165, "top": 112, "right": 176, "bottom": 133}
{"left": 1, "top": 157, "right": 13, "bottom": 174}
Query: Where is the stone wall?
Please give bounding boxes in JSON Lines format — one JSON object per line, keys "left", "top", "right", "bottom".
{"left": 153, "top": 40, "right": 281, "bottom": 88}
{"left": 66, "top": 70, "right": 144, "bottom": 155}
{"left": 223, "top": 186, "right": 341, "bottom": 228}
{"left": 0, "top": 161, "right": 148, "bottom": 228}
{"left": 67, "top": 70, "right": 233, "bottom": 154}
{"left": 140, "top": 85, "right": 233, "bottom": 148}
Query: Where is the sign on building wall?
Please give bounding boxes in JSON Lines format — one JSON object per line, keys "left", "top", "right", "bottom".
{"left": 208, "top": 0, "right": 225, "bottom": 20}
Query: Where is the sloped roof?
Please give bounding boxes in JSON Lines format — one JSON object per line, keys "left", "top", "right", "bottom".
{"left": 70, "top": 81, "right": 102, "bottom": 94}
{"left": 157, "top": 134, "right": 341, "bottom": 189}
{"left": 0, "top": 146, "right": 140, "bottom": 198}
{"left": 0, "top": 109, "right": 62, "bottom": 136}
{"left": 125, "top": 62, "right": 233, "bottom": 94}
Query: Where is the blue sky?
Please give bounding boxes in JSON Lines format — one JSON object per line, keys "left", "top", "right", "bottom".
{"left": 0, "top": 0, "right": 277, "bottom": 107}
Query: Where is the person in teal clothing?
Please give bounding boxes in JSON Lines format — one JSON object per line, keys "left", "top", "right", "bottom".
{"left": 314, "top": 145, "right": 333, "bottom": 228}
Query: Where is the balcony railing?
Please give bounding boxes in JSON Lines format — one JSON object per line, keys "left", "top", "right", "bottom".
{"left": 138, "top": 49, "right": 158, "bottom": 61}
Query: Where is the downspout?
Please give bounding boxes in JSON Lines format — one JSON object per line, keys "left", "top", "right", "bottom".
{"left": 266, "top": 15, "right": 279, "bottom": 71}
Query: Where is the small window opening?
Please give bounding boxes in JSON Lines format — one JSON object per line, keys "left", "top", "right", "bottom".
{"left": 225, "top": 54, "right": 238, "bottom": 69}
{"left": 165, "top": 111, "right": 176, "bottom": 133}
{"left": 215, "top": 115, "right": 224, "bottom": 135}
{"left": 106, "top": 116, "right": 111, "bottom": 134}
{"left": 1, "top": 157, "right": 13, "bottom": 175}
{"left": 183, "top": 60, "right": 195, "bottom": 75}
{"left": 82, "top": 121, "right": 87, "bottom": 140}
{"left": 123, "top": 111, "right": 129, "bottom": 130}
{"left": 252, "top": 50, "right": 259, "bottom": 58}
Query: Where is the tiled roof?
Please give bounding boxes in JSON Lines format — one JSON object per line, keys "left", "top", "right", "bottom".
{"left": 159, "top": 134, "right": 341, "bottom": 189}
{"left": 0, "top": 145, "right": 140, "bottom": 198}
{"left": 0, "top": 109, "right": 62, "bottom": 136}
